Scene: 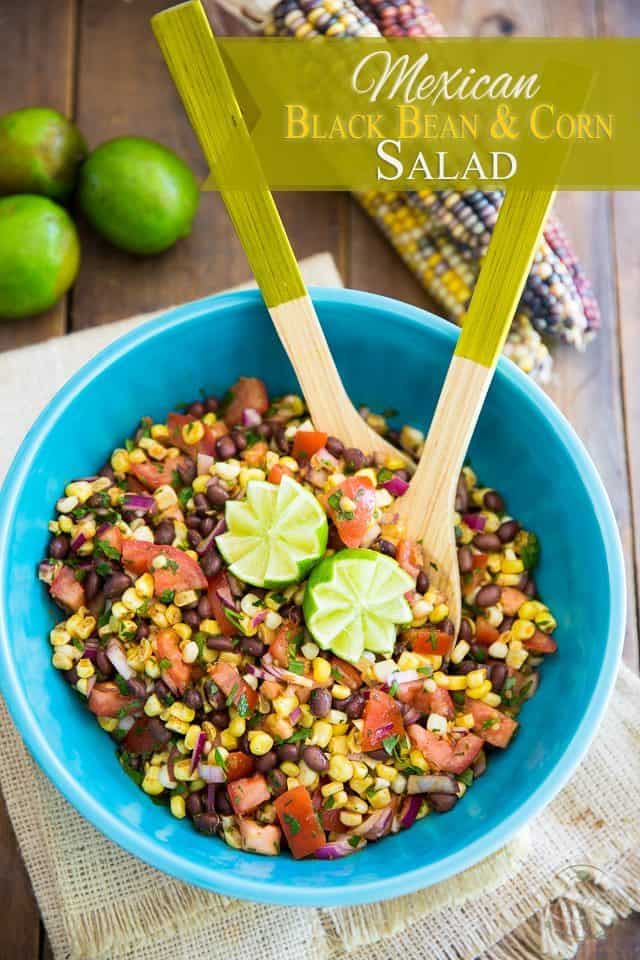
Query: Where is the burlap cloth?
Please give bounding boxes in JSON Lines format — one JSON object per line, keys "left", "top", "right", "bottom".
{"left": 0, "top": 253, "right": 638, "bottom": 960}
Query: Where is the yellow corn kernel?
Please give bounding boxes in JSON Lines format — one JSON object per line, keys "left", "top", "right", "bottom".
{"left": 52, "top": 651, "right": 74, "bottom": 671}
{"left": 174, "top": 589, "right": 198, "bottom": 608}
{"left": 328, "top": 755, "right": 353, "bottom": 783}
{"left": 273, "top": 695, "right": 299, "bottom": 718}
{"left": 298, "top": 704, "right": 313, "bottom": 728}
{"left": 350, "top": 776, "right": 374, "bottom": 796}
{"left": 202, "top": 412, "right": 218, "bottom": 427}
{"left": 280, "top": 761, "right": 300, "bottom": 778}
{"left": 98, "top": 717, "right": 118, "bottom": 732}
{"left": 376, "top": 763, "right": 397, "bottom": 782}
{"left": 340, "top": 811, "right": 363, "bottom": 828}
{"left": 284, "top": 777, "right": 299, "bottom": 791}
{"left": 58, "top": 515, "right": 74, "bottom": 533}
{"left": 134, "top": 572, "right": 154, "bottom": 599}
{"left": 502, "top": 557, "right": 524, "bottom": 574}
{"left": 321, "top": 780, "right": 343, "bottom": 798}
{"left": 330, "top": 721, "right": 349, "bottom": 736}
{"left": 174, "top": 622, "right": 193, "bottom": 644}
{"left": 151, "top": 423, "right": 170, "bottom": 440}
{"left": 200, "top": 618, "right": 221, "bottom": 636}
{"left": 391, "top": 772, "right": 408, "bottom": 794}
{"left": 76, "top": 658, "right": 95, "bottom": 679}
{"left": 325, "top": 473, "right": 345, "bottom": 492}
{"left": 466, "top": 679, "right": 493, "bottom": 700}
{"left": 127, "top": 448, "right": 145, "bottom": 464}
{"left": 354, "top": 467, "right": 377, "bottom": 486}
{"left": 328, "top": 790, "right": 348, "bottom": 809}
{"left": 329, "top": 735, "right": 349, "bottom": 756}
{"left": 409, "top": 750, "right": 428, "bottom": 772}
{"left": 450, "top": 640, "right": 470, "bottom": 664}
{"left": 170, "top": 794, "right": 186, "bottom": 819}
{"left": 486, "top": 553, "right": 502, "bottom": 573}
{"left": 165, "top": 718, "right": 190, "bottom": 735}
{"left": 397, "top": 651, "right": 421, "bottom": 671}
{"left": 351, "top": 760, "right": 368, "bottom": 780}
{"left": 220, "top": 730, "right": 238, "bottom": 750}
{"left": 432, "top": 671, "right": 449, "bottom": 688}
{"left": 192, "top": 475, "right": 209, "bottom": 494}
{"left": 429, "top": 603, "right": 449, "bottom": 624}
{"left": 279, "top": 456, "right": 298, "bottom": 473}
{"left": 142, "top": 767, "right": 165, "bottom": 796}
{"left": 228, "top": 715, "right": 246, "bottom": 738}
{"left": 488, "top": 641, "right": 509, "bottom": 659}
{"left": 145, "top": 694, "right": 164, "bottom": 717}
{"left": 172, "top": 758, "right": 195, "bottom": 782}
{"left": 218, "top": 651, "right": 242, "bottom": 666}
{"left": 182, "top": 420, "right": 205, "bottom": 445}
{"left": 263, "top": 714, "right": 293, "bottom": 741}
{"left": 184, "top": 724, "right": 202, "bottom": 750}
{"left": 170, "top": 702, "right": 196, "bottom": 723}
{"left": 49, "top": 627, "right": 71, "bottom": 647}
{"left": 243, "top": 731, "right": 273, "bottom": 758}
{"left": 535, "top": 610, "right": 557, "bottom": 633}
{"left": 456, "top": 713, "right": 475, "bottom": 730}
{"left": 512, "top": 619, "right": 536, "bottom": 642}
{"left": 466, "top": 668, "right": 487, "bottom": 689}
{"left": 111, "top": 448, "right": 131, "bottom": 473}
{"left": 518, "top": 600, "right": 544, "bottom": 621}
{"left": 483, "top": 692, "right": 502, "bottom": 707}
{"left": 345, "top": 795, "right": 368, "bottom": 815}
{"left": 506, "top": 648, "right": 529, "bottom": 670}
{"left": 312, "top": 657, "right": 331, "bottom": 684}
{"left": 65, "top": 480, "right": 92, "bottom": 503}
{"left": 310, "top": 720, "right": 332, "bottom": 748}
{"left": 369, "top": 788, "right": 392, "bottom": 810}
{"left": 165, "top": 604, "right": 182, "bottom": 626}
{"left": 122, "top": 587, "right": 145, "bottom": 613}
{"left": 331, "top": 683, "right": 351, "bottom": 701}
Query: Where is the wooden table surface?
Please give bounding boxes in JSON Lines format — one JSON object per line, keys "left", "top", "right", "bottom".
{"left": 1, "top": 0, "right": 639, "bottom": 957}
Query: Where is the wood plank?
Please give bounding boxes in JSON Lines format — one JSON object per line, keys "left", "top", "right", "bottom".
{"left": 0, "top": 0, "right": 76, "bottom": 352}
{"left": 0, "top": 789, "right": 40, "bottom": 959}
{"left": 71, "top": 0, "right": 344, "bottom": 330}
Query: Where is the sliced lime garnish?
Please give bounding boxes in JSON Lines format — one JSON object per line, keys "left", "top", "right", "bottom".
{"left": 303, "top": 548, "right": 414, "bottom": 663}
{"left": 216, "top": 476, "right": 328, "bottom": 588}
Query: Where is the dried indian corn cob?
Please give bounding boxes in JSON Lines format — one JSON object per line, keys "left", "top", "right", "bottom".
{"left": 218, "top": 0, "right": 599, "bottom": 381}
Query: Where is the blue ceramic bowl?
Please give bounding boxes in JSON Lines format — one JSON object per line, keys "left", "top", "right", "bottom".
{"left": 0, "top": 288, "right": 624, "bottom": 907}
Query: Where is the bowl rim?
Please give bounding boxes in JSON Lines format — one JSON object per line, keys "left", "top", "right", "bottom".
{"left": 0, "top": 286, "right": 626, "bottom": 907}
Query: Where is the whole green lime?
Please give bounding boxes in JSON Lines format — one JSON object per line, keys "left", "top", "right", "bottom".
{"left": 78, "top": 137, "right": 200, "bottom": 254}
{"left": 0, "top": 107, "right": 87, "bottom": 201}
{"left": 0, "top": 195, "right": 80, "bottom": 319}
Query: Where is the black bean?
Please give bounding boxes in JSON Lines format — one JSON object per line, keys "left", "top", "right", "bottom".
{"left": 193, "top": 493, "right": 209, "bottom": 513}
{"left": 64, "top": 667, "right": 78, "bottom": 685}
{"left": 87, "top": 493, "right": 106, "bottom": 509}
{"left": 416, "top": 570, "right": 429, "bottom": 594}
{"left": 187, "top": 530, "right": 202, "bottom": 550}
{"left": 127, "top": 678, "right": 147, "bottom": 699}
{"left": 266, "top": 768, "right": 287, "bottom": 798}
{"left": 205, "top": 395, "right": 219, "bottom": 413}
{"left": 193, "top": 812, "right": 220, "bottom": 835}
{"left": 135, "top": 622, "right": 150, "bottom": 642}
{"left": 210, "top": 710, "right": 230, "bottom": 729}
{"left": 206, "top": 481, "right": 229, "bottom": 509}
{"left": 387, "top": 428, "right": 400, "bottom": 447}
{"left": 84, "top": 570, "right": 100, "bottom": 602}
{"left": 377, "top": 539, "right": 396, "bottom": 558}
{"left": 232, "top": 430, "right": 247, "bottom": 452}
{"left": 184, "top": 688, "right": 203, "bottom": 711}
{"left": 483, "top": 490, "right": 505, "bottom": 513}
{"left": 440, "top": 618, "right": 455, "bottom": 636}
{"left": 476, "top": 584, "right": 501, "bottom": 608}
{"left": 302, "top": 746, "right": 328, "bottom": 773}
{"left": 497, "top": 519, "right": 520, "bottom": 543}
{"left": 204, "top": 680, "right": 226, "bottom": 711}
{"left": 154, "top": 679, "right": 173, "bottom": 704}
{"left": 367, "top": 748, "right": 389, "bottom": 761}
{"left": 277, "top": 743, "right": 301, "bottom": 764}
{"left": 216, "top": 789, "right": 233, "bottom": 816}
{"left": 99, "top": 464, "right": 115, "bottom": 481}
{"left": 473, "top": 532, "right": 502, "bottom": 552}
{"left": 525, "top": 578, "right": 537, "bottom": 598}
{"left": 459, "top": 618, "right": 473, "bottom": 644}
{"left": 309, "top": 687, "right": 332, "bottom": 718}
{"left": 344, "top": 447, "right": 366, "bottom": 472}
{"left": 279, "top": 601, "right": 302, "bottom": 624}
{"left": 200, "top": 551, "right": 221, "bottom": 579}
{"left": 186, "top": 792, "right": 203, "bottom": 818}
{"left": 429, "top": 793, "right": 458, "bottom": 813}
{"left": 472, "top": 750, "right": 487, "bottom": 779}
{"left": 206, "top": 634, "right": 235, "bottom": 652}
{"left": 197, "top": 596, "right": 212, "bottom": 620}
{"left": 200, "top": 516, "right": 215, "bottom": 538}
{"left": 186, "top": 514, "right": 201, "bottom": 530}
{"left": 257, "top": 422, "right": 272, "bottom": 439}
{"left": 326, "top": 436, "right": 344, "bottom": 457}
{"left": 455, "top": 475, "right": 469, "bottom": 513}
{"left": 240, "top": 637, "right": 266, "bottom": 657}
{"left": 177, "top": 459, "right": 196, "bottom": 486}
{"left": 254, "top": 750, "right": 278, "bottom": 773}
{"left": 273, "top": 425, "right": 289, "bottom": 453}
{"left": 501, "top": 616, "right": 515, "bottom": 633}
{"left": 455, "top": 660, "right": 479, "bottom": 676}
{"left": 49, "top": 535, "right": 70, "bottom": 560}
{"left": 183, "top": 609, "right": 200, "bottom": 630}
{"left": 470, "top": 644, "right": 488, "bottom": 663}
{"left": 343, "top": 692, "right": 365, "bottom": 720}
{"left": 488, "top": 662, "right": 507, "bottom": 692}
{"left": 103, "top": 572, "right": 132, "bottom": 599}
{"left": 95, "top": 650, "right": 114, "bottom": 678}
{"left": 216, "top": 435, "right": 237, "bottom": 460}
{"left": 188, "top": 401, "right": 206, "bottom": 418}
{"left": 458, "top": 546, "right": 474, "bottom": 575}
{"left": 155, "top": 520, "right": 175, "bottom": 545}
{"left": 237, "top": 733, "right": 250, "bottom": 755}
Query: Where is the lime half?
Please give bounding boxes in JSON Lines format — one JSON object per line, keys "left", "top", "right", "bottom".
{"left": 216, "top": 475, "right": 328, "bottom": 588}
{"left": 303, "top": 548, "right": 414, "bottom": 663}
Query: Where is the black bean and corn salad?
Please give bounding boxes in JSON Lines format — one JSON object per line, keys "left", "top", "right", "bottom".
{"left": 40, "top": 377, "right": 557, "bottom": 859}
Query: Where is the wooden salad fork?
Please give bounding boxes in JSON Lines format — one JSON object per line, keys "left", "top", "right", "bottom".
{"left": 152, "top": 0, "right": 412, "bottom": 469}
{"left": 394, "top": 188, "right": 556, "bottom": 634}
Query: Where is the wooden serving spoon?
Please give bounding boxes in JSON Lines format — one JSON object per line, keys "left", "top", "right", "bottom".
{"left": 152, "top": 0, "right": 412, "bottom": 469}
{"left": 394, "top": 188, "right": 556, "bottom": 635}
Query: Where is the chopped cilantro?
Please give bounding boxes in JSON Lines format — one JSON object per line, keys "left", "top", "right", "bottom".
{"left": 283, "top": 813, "right": 301, "bottom": 836}
{"left": 503, "top": 677, "right": 516, "bottom": 693}
{"left": 429, "top": 630, "right": 438, "bottom": 650}
{"left": 288, "top": 660, "right": 305, "bottom": 676}
{"left": 327, "top": 491, "right": 354, "bottom": 522}
{"left": 457, "top": 769, "right": 474, "bottom": 787}
{"left": 451, "top": 691, "right": 466, "bottom": 707}
{"left": 214, "top": 748, "right": 227, "bottom": 771}
{"left": 472, "top": 646, "right": 487, "bottom": 663}
{"left": 275, "top": 727, "right": 311, "bottom": 745}
{"left": 74, "top": 568, "right": 87, "bottom": 583}
{"left": 164, "top": 558, "right": 179, "bottom": 573}
{"left": 383, "top": 734, "right": 399, "bottom": 755}
{"left": 519, "top": 532, "right": 540, "bottom": 570}
{"left": 237, "top": 692, "right": 250, "bottom": 718}
{"left": 389, "top": 680, "right": 399, "bottom": 698}
{"left": 119, "top": 750, "right": 143, "bottom": 786}
{"left": 158, "top": 657, "right": 172, "bottom": 671}
{"left": 71, "top": 505, "right": 90, "bottom": 520}
{"left": 482, "top": 718, "right": 497, "bottom": 730}
{"left": 194, "top": 632, "right": 207, "bottom": 658}
{"left": 226, "top": 683, "right": 239, "bottom": 707}
{"left": 429, "top": 561, "right": 439, "bottom": 572}
{"left": 418, "top": 665, "right": 433, "bottom": 677}
{"left": 178, "top": 486, "right": 193, "bottom": 508}
{"left": 114, "top": 674, "right": 130, "bottom": 695}
{"left": 96, "top": 561, "right": 112, "bottom": 577}
{"left": 324, "top": 795, "right": 335, "bottom": 810}
{"left": 171, "top": 469, "right": 181, "bottom": 489}
{"left": 224, "top": 608, "right": 245, "bottom": 633}
{"left": 377, "top": 467, "right": 393, "bottom": 485}
{"left": 95, "top": 539, "right": 121, "bottom": 560}
{"left": 125, "top": 438, "right": 135, "bottom": 452}
{"left": 348, "top": 836, "right": 361, "bottom": 848}
{"left": 97, "top": 606, "right": 112, "bottom": 628}
{"left": 159, "top": 588, "right": 175, "bottom": 604}
{"left": 72, "top": 638, "right": 84, "bottom": 652}
{"left": 244, "top": 429, "right": 261, "bottom": 447}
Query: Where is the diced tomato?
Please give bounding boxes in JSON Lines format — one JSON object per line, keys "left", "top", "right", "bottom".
{"left": 208, "top": 661, "right": 258, "bottom": 714}
{"left": 524, "top": 629, "right": 558, "bottom": 654}
{"left": 466, "top": 698, "right": 518, "bottom": 748}
{"left": 88, "top": 682, "right": 140, "bottom": 718}
{"left": 475, "top": 617, "right": 500, "bottom": 646}
{"left": 428, "top": 685, "right": 456, "bottom": 719}
{"left": 260, "top": 680, "right": 286, "bottom": 701}
{"left": 167, "top": 412, "right": 227, "bottom": 458}
{"left": 471, "top": 553, "right": 489, "bottom": 569}
{"left": 207, "top": 571, "right": 238, "bottom": 637}
{"left": 269, "top": 621, "right": 300, "bottom": 668}
{"left": 228, "top": 773, "right": 270, "bottom": 815}
{"left": 50, "top": 565, "right": 85, "bottom": 612}
{"left": 130, "top": 455, "right": 186, "bottom": 491}
{"left": 238, "top": 819, "right": 281, "bottom": 856}
{"left": 122, "top": 716, "right": 170, "bottom": 754}
{"left": 292, "top": 431, "right": 328, "bottom": 461}
{"left": 319, "top": 807, "right": 343, "bottom": 832}
{"left": 156, "top": 628, "right": 192, "bottom": 694}
{"left": 500, "top": 587, "right": 528, "bottom": 616}
{"left": 274, "top": 786, "right": 325, "bottom": 859}
{"left": 225, "top": 751, "right": 255, "bottom": 782}
{"left": 327, "top": 476, "right": 376, "bottom": 549}
{"left": 361, "top": 688, "right": 405, "bottom": 752}
{"left": 395, "top": 679, "right": 424, "bottom": 704}
{"left": 223, "top": 377, "right": 269, "bottom": 427}
{"left": 125, "top": 475, "right": 148, "bottom": 495}
{"left": 403, "top": 627, "right": 454, "bottom": 659}
{"left": 96, "top": 524, "right": 123, "bottom": 556}
{"left": 121, "top": 540, "right": 207, "bottom": 593}
{"left": 396, "top": 540, "right": 424, "bottom": 579}
{"left": 243, "top": 441, "right": 269, "bottom": 468}
{"left": 267, "top": 463, "right": 294, "bottom": 485}
{"left": 329, "top": 657, "right": 362, "bottom": 691}
{"left": 407, "top": 724, "right": 483, "bottom": 774}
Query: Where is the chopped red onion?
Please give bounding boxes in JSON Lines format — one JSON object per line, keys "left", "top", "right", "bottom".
{"left": 263, "top": 664, "right": 313, "bottom": 688}
{"left": 374, "top": 721, "right": 394, "bottom": 740}
{"left": 401, "top": 706, "right": 421, "bottom": 725}
{"left": 70, "top": 532, "right": 86, "bottom": 552}
{"left": 407, "top": 774, "right": 457, "bottom": 795}
{"left": 242, "top": 407, "right": 262, "bottom": 428}
{"left": 167, "top": 746, "right": 179, "bottom": 783}
{"left": 106, "top": 639, "right": 136, "bottom": 681}
{"left": 96, "top": 523, "right": 111, "bottom": 537}
{"left": 38, "top": 561, "right": 57, "bottom": 585}
{"left": 191, "top": 731, "right": 207, "bottom": 773}
{"left": 123, "top": 493, "right": 156, "bottom": 512}
{"left": 399, "top": 795, "right": 422, "bottom": 829}
{"left": 383, "top": 476, "right": 410, "bottom": 497}
{"left": 311, "top": 448, "right": 339, "bottom": 471}
{"left": 227, "top": 573, "right": 244, "bottom": 598}
{"left": 315, "top": 836, "right": 366, "bottom": 859}
{"left": 197, "top": 453, "right": 214, "bottom": 476}
{"left": 307, "top": 468, "right": 328, "bottom": 489}
{"left": 252, "top": 610, "right": 268, "bottom": 628}
{"left": 385, "top": 669, "right": 421, "bottom": 687}
{"left": 198, "top": 761, "right": 227, "bottom": 783}
{"left": 289, "top": 706, "right": 302, "bottom": 724}
{"left": 463, "top": 513, "right": 486, "bottom": 531}
{"left": 84, "top": 676, "right": 96, "bottom": 697}
{"left": 212, "top": 517, "right": 227, "bottom": 537}
{"left": 360, "top": 523, "right": 381, "bottom": 548}
{"left": 354, "top": 807, "right": 393, "bottom": 840}
{"left": 82, "top": 640, "right": 99, "bottom": 662}
{"left": 117, "top": 714, "right": 135, "bottom": 733}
